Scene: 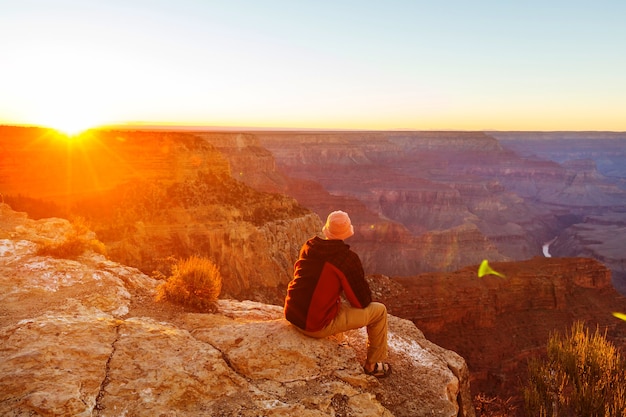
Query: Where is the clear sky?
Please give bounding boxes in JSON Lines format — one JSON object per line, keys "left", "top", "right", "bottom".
{"left": 1, "top": 0, "right": 625, "bottom": 133}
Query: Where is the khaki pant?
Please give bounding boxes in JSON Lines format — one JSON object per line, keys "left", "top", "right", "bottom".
{"left": 298, "top": 302, "right": 388, "bottom": 365}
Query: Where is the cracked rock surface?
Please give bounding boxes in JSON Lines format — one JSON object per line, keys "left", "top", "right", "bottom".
{"left": 0, "top": 204, "right": 474, "bottom": 416}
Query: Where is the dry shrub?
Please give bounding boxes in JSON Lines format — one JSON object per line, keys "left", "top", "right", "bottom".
{"left": 523, "top": 321, "right": 626, "bottom": 417}
{"left": 475, "top": 394, "right": 517, "bottom": 416}
{"left": 36, "top": 217, "right": 106, "bottom": 259}
{"left": 156, "top": 256, "right": 222, "bottom": 311}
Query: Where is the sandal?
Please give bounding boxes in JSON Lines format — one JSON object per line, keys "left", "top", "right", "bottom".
{"left": 364, "top": 362, "right": 392, "bottom": 378}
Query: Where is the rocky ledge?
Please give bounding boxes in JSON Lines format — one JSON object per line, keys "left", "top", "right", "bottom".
{"left": 0, "top": 204, "right": 474, "bottom": 417}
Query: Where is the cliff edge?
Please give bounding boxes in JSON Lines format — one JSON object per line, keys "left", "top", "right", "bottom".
{"left": 0, "top": 204, "right": 474, "bottom": 417}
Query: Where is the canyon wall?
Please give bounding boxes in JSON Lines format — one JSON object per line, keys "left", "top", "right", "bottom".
{"left": 105, "top": 209, "right": 321, "bottom": 302}
{"left": 0, "top": 127, "right": 315, "bottom": 303}
{"left": 5, "top": 127, "right": 624, "bottom": 290}
{"left": 0, "top": 127, "right": 231, "bottom": 202}
{"left": 369, "top": 257, "right": 626, "bottom": 401}
{"left": 250, "top": 131, "right": 626, "bottom": 288}
{"left": 0, "top": 204, "right": 474, "bottom": 417}
{"left": 492, "top": 131, "right": 626, "bottom": 293}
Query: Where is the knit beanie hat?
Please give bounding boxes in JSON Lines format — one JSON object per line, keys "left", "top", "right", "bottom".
{"left": 322, "top": 210, "right": 354, "bottom": 240}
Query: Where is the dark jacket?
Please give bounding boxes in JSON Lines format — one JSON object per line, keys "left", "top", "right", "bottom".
{"left": 284, "top": 236, "right": 372, "bottom": 332}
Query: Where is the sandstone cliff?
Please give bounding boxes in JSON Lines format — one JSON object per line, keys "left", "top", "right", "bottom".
{"left": 196, "top": 132, "right": 288, "bottom": 193}
{"left": 493, "top": 131, "right": 626, "bottom": 293}
{"left": 0, "top": 204, "right": 475, "bottom": 417}
{"left": 0, "top": 127, "right": 315, "bottom": 304}
{"left": 253, "top": 131, "right": 554, "bottom": 275}
{"left": 5, "top": 127, "right": 625, "bottom": 301}
{"left": 0, "top": 127, "right": 231, "bottom": 202}
{"left": 550, "top": 214, "right": 626, "bottom": 294}
{"left": 250, "top": 131, "right": 626, "bottom": 289}
{"left": 370, "top": 257, "right": 626, "bottom": 402}
{"left": 196, "top": 131, "right": 510, "bottom": 276}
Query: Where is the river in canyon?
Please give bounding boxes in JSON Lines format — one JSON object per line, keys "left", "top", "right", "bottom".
{"left": 542, "top": 237, "right": 558, "bottom": 258}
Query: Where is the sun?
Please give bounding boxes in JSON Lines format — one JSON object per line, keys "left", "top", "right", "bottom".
{"left": 38, "top": 109, "right": 105, "bottom": 137}
{"left": 47, "top": 116, "right": 100, "bottom": 137}
{"left": 53, "top": 122, "right": 93, "bottom": 137}
{"left": 27, "top": 95, "right": 108, "bottom": 137}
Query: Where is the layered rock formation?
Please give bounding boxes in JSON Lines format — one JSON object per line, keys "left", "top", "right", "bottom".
{"left": 494, "top": 131, "right": 626, "bottom": 179}
{"left": 369, "top": 257, "right": 626, "bottom": 401}
{"left": 5, "top": 126, "right": 624, "bottom": 299}
{"left": 251, "top": 132, "right": 546, "bottom": 274}
{"left": 0, "top": 127, "right": 314, "bottom": 303}
{"left": 0, "top": 126, "right": 231, "bottom": 202}
{"left": 0, "top": 204, "right": 474, "bottom": 417}
{"left": 493, "top": 131, "right": 626, "bottom": 293}
{"left": 250, "top": 131, "right": 626, "bottom": 288}
{"left": 196, "top": 131, "right": 287, "bottom": 193}
{"left": 550, "top": 214, "right": 626, "bottom": 294}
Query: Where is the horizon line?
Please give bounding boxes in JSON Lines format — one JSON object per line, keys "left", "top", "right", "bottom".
{"left": 2, "top": 122, "right": 626, "bottom": 134}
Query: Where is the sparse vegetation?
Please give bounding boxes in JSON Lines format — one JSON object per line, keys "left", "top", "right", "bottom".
{"left": 523, "top": 321, "right": 626, "bottom": 417}
{"left": 36, "top": 217, "right": 106, "bottom": 259}
{"left": 475, "top": 394, "right": 517, "bottom": 417}
{"left": 155, "top": 256, "right": 222, "bottom": 311}
{"left": 167, "top": 171, "right": 308, "bottom": 225}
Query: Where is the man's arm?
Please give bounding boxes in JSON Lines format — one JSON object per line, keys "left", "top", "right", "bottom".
{"left": 337, "top": 251, "right": 372, "bottom": 307}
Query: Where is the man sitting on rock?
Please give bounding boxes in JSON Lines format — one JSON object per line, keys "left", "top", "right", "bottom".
{"left": 284, "top": 210, "right": 392, "bottom": 378}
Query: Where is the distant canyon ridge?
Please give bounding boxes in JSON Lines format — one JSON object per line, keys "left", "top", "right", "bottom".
{"left": 2, "top": 127, "right": 625, "bottom": 296}
{"left": 251, "top": 130, "right": 626, "bottom": 294}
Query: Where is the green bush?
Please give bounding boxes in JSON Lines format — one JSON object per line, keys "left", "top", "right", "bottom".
{"left": 523, "top": 321, "right": 626, "bottom": 417}
{"left": 156, "top": 256, "right": 222, "bottom": 311}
